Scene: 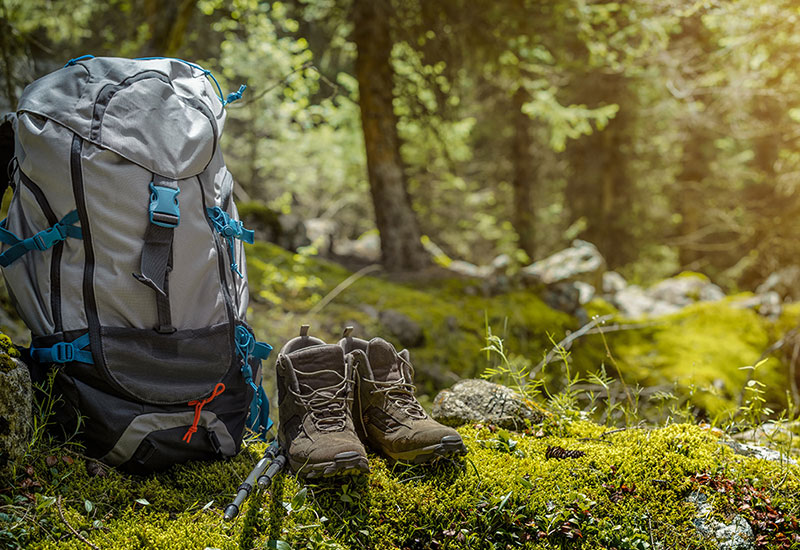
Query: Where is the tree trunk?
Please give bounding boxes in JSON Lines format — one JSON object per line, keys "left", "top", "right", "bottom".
{"left": 351, "top": 0, "right": 429, "bottom": 272}
{"left": 511, "top": 89, "right": 536, "bottom": 259}
{"left": 144, "top": 0, "right": 198, "bottom": 56}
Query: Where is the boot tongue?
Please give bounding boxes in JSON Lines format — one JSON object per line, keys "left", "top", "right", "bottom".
{"left": 290, "top": 345, "right": 346, "bottom": 393}
{"left": 367, "top": 338, "right": 404, "bottom": 382}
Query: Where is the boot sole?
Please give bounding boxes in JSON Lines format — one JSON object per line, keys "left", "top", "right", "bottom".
{"left": 290, "top": 451, "right": 370, "bottom": 479}
{"left": 383, "top": 435, "right": 468, "bottom": 464}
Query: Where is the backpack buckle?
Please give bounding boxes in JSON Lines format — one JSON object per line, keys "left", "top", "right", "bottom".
{"left": 51, "top": 342, "right": 76, "bottom": 363}
{"left": 149, "top": 182, "right": 180, "bottom": 228}
{"left": 32, "top": 223, "right": 67, "bottom": 250}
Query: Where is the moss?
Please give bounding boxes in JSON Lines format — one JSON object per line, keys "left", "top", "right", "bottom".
{"left": 10, "top": 422, "right": 799, "bottom": 549}
{"left": 245, "top": 242, "right": 574, "bottom": 393}
{"left": 593, "top": 300, "right": 787, "bottom": 420}
{"left": 0, "top": 332, "right": 20, "bottom": 372}
{"left": 237, "top": 201, "right": 281, "bottom": 229}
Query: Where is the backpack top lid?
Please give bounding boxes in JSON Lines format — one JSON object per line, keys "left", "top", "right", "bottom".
{"left": 16, "top": 56, "right": 227, "bottom": 180}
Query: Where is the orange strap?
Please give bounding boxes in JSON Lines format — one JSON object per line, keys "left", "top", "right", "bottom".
{"left": 183, "top": 383, "right": 225, "bottom": 444}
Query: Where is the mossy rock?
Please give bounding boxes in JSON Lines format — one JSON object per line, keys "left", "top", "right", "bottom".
{"left": 0, "top": 335, "right": 32, "bottom": 479}
{"left": 245, "top": 242, "right": 575, "bottom": 397}
{"left": 244, "top": 242, "right": 795, "bottom": 420}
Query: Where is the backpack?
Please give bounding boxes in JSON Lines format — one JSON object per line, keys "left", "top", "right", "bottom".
{"left": 0, "top": 55, "right": 273, "bottom": 473}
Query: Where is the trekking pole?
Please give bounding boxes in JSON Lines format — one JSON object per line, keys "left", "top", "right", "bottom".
{"left": 223, "top": 440, "right": 281, "bottom": 521}
{"left": 256, "top": 445, "right": 286, "bottom": 490}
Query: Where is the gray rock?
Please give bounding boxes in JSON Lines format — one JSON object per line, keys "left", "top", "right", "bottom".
{"left": 431, "top": 379, "right": 543, "bottom": 430}
{"left": 378, "top": 309, "right": 425, "bottom": 348}
{"left": 648, "top": 275, "right": 725, "bottom": 307}
{"left": 756, "top": 266, "right": 800, "bottom": 300}
{"left": 490, "top": 254, "right": 512, "bottom": 273}
{"left": 573, "top": 281, "right": 596, "bottom": 305}
{"left": 448, "top": 260, "right": 492, "bottom": 279}
{"left": 733, "top": 421, "right": 799, "bottom": 448}
{"left": 334, "top": 232, "right": 381, "bottom": 262}
{"left": 304, "top": 217, "right": 338, "bottom": 252}
{"left": 612, "top": 274, "right": 726, "bottom": 318}
{"left": 0, "top": 355, "right": 33, "bottom": 477}
{"left": 722, "top": 439, "right": 797, "bottom": 465}
{"left": 729, "top": 291, "right": 782, "bottom": 318}
{"left": 521, "top": 240, "right": 605, "bottom": 287}
{"left": 277, "top": 213, "right": 311, "bottom": 251}
{"left": 612, "top": 285, "right": 682, "bottom": 318}
{"left": 687, "top": 492, "right": 754, "bottom": 550}
{"left": 602, "top": 271, "right": 627, "bottom": 294}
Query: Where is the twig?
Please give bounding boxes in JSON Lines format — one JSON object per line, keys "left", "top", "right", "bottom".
{"left": 232, "top": 61, "right": 315, "bottom": 107}
{"left": 584, "top": 320, "right": 667, "bottom": 335}
{"left": 600, "top": 425, "right": 647, "bottom": 438}
{"left": 57, "top": 496, "right": 100, "bottom": 550}
{"left": 531, "top": 314, "right": 613, "bottom": 375}
{"left": 308, "top": 264, "right": 381, "bottom": 315}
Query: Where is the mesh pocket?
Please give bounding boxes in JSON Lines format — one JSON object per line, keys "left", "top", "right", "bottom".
{"left": 100, "top": 322, "right": 232, "bottom": 404}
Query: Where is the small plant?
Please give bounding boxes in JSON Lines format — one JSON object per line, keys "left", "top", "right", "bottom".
{"left": 738, "top": 358, "right": 774, "bottom": 430}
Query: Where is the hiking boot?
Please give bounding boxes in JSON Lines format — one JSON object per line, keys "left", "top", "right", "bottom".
{"left": 339, "top": 328, "right": 468, "bottom": 463}
{"left": 276, "top": 325, "right": 370, "bottom": 478}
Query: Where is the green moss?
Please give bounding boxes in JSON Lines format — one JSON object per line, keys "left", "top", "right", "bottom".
{"left": 246, "top": 242, "right": 574, "bottom": 393}
{"left": 10, "top": 423, "right": 799, "bottom": 549}
{"left": 593, "top": 300, "right": 786, "bottom": 420}
{"left": 0, "top": 332, "right": 20, "bottom": 372}
{"left": 237, "top": 201, "right": 281, "bottom": 229}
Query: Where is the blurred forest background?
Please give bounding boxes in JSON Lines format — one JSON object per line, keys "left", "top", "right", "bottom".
{"left": 3, "top": 0, "right": 799, "bottom": 290}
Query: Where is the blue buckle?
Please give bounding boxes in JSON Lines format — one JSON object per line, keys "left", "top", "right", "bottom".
{"left": 52, "top": 342, "right": 76, "bottom": 363}
{"left": 149, "top": 183, "right": 181, "bottom": 228}
{"left": 32, "top": 224, "right": 67, "bottom": 250}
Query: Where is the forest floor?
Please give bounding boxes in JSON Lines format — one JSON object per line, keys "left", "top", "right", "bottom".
{"left": 2, "top": 242, "right": 800, "bottom": 549}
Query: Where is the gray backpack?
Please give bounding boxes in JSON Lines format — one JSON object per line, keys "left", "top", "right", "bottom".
{"left": 0, "top": 56, "right": 272, "bottom": 473}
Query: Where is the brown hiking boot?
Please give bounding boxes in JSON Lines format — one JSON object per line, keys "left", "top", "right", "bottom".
{"left": 339, "top": 328, "right": 468, "bottom": 463}
{"left": 276, "top": 325, "right": 370, "bottom": 478}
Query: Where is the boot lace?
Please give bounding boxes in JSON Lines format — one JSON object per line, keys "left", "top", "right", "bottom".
{"left": 291, "top": 378, "right": 354, "bottom": 432}
{"left": 367, "top": 354, "right": 426, "bottom": 419}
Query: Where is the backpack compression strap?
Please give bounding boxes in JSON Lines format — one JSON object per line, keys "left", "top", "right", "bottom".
{"left": 235, "top": 326, "right": 274, "bottom": 437}
{"left": 0, "top": 210, "right": 82, "bottom": 267}
{"left": 30, "top": 332, "right": 93, "bottom": 364}
{"left": 133, "top": 175, "right": 179, "bottom": 334}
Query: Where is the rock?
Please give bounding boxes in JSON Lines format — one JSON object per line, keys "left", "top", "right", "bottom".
{"left": 756, "top": 265, "right": 800, "bottom": 300}
{"left": 721, "top": 439, "right": 797, "bottom": 465}
{"left": 542, "top": 281, "right": 581, "bottom": 313}
{"left": 0, "top": 339, "right": 33, "bottom": 477}
{"left": 602, "top": 271, "right": 627, "bottom": 294}
{"left": 732, "top": 421, "right": 799, "bottom": 448}
{"left": 304, "top": 217, "right": 338, "bottom": 253}
{"left": 431, "top": 379, "right": 543, "bottom": 430}
{"left": 648, "top": 274, "right": 724, "bottom": 307}
{"left": 334, "top": 232, "right": 381, "bottom": 263}
{"left": 378, "top": 309, "right": 425, "bottom": 348}
{"left": 540, "top": 282, "right": 591, "bottom": 323}
{"left": 729, "top": 291, "right": 782, "bottom": 318}
{"left": 447, "top": 260, "right": 491, "bottom": 279}
{"left": 276, "top": 213, "right": 310, "bottom": 251}
{"left": 490, "top": 254, "right": 512, "bottom": 273}
{"left": 687, "top": 491, "right": 754, "bottom": 550}
{"left": 612, "top": 274, "right": 726, "bottom": 318}
{"left": 520, "top": 240, "right": 605, "bottom": 287}
{"left": 573, "top": 281, "right": 595, "bottom": 305}
{"left": 612, "top": 285, "right": 681, "bottom": 318}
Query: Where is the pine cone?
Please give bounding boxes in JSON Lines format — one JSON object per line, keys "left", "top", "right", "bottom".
{"left": 545, "top": 445, "right": 586, "bottom": 459}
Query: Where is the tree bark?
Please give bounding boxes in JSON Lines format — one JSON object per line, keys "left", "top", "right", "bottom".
{"left": 144, "top": 0, "right": 198, "bottom": 57}
{"left": 351, "top": 0, "right": 429, "bottom": 272}
{"left": 511, "top": 88, "right": 536, "bottom": 259}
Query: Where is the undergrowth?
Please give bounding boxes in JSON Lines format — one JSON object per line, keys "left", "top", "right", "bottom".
{"left": 2, "top": 329, "right": 800, "bottom": 549}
